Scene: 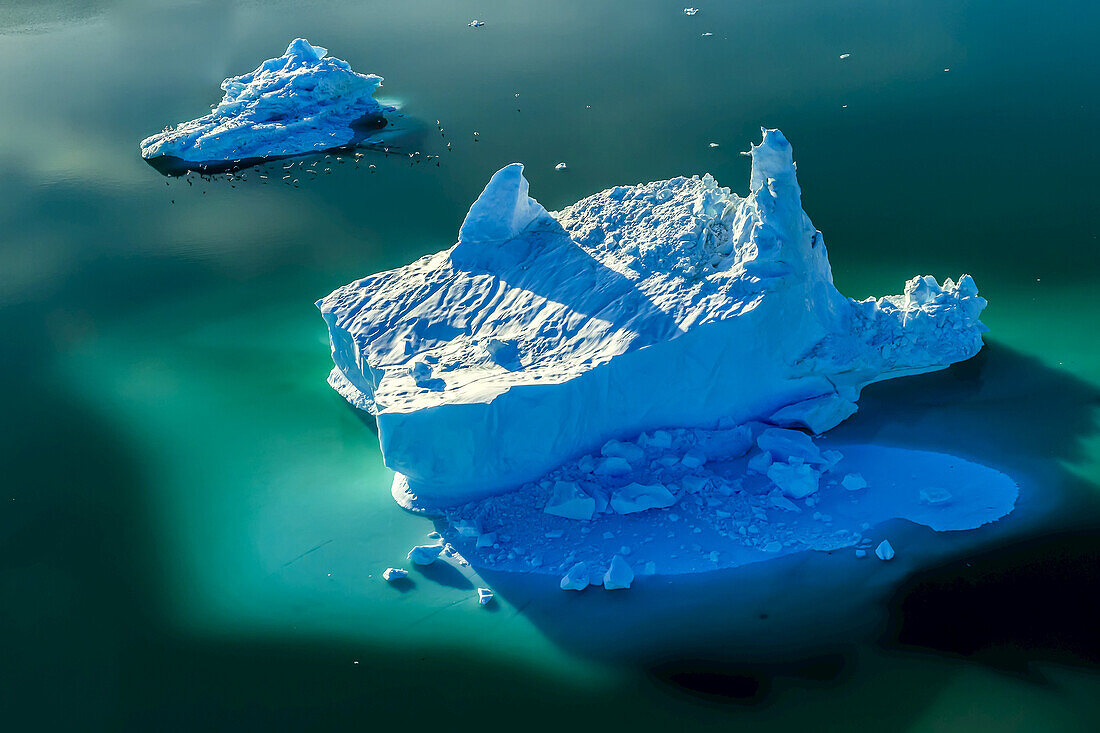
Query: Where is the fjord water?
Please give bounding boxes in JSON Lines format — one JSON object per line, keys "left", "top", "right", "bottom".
{"left": 2, "top": 0, "right": 1098, "bottom": 729}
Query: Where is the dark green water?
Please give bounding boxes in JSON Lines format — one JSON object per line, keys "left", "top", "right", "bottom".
{"left": 2, "top": 1, "right": 1099, "bottom": 730}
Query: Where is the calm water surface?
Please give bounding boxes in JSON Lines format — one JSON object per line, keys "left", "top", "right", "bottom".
{"left": 2, "top": 1, "right": 1098, "bottom": 730}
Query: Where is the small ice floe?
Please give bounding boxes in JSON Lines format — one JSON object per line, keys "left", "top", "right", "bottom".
{"left": 382, "top": 567, "right": 408, "bottom": 581}
{"left": 554, "top": 162, "right": 568, "bottom": 171}
{"left": 944, "top": 67, "right": 951, "bottom": 72}
{"left": 842, "top": 473, "right": 868, "bottom": 491}
{"left": 701, "top": 32, "right": 713, "bottom": 37}
{"left": 840, "top": 53, "right": 851, "bottom": 59}
{"left": 454, "top": 520, "right": 480, "bottom": 538}
{"left": 604, "top": 555, "right": 634, "bottom": 589}
{"left": 560, "top": 561, "right": 591, "bottom": 591}
{"left": 708, "top": 142, "right": 720, "bottom": 148}
{"left": 477, "top": 587, "right": 494, "bottom": 605}
{"left": 855, "top": 549, "right": 867, "bottom": 558}
{"left": 407, "top": 544, "right": 443, "bottom": 565}
{"left": 468, "top": 20, "right": 485, "bottom": 28}
{"left": 875, "top": 540, "right": 895, "bottom": 561}
{"left": 683, "top": 7, "right": 700, "bottom": 15}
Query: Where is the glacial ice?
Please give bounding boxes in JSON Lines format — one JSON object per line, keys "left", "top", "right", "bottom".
{"left": 141, "top": 39, "right": 385, "bottom": 166}
{"left": 318, "top": 128, "right": 988, "bottom": 509}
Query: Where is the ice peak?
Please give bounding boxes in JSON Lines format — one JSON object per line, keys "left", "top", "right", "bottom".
{"left": 745, "top": 127, "right": 797, "bottom": 194}
{"left": 283, "top": 38, "right": 328, "bottom": 63}
{"left": 456, "top": 163, "right": 550, "bottom": 249}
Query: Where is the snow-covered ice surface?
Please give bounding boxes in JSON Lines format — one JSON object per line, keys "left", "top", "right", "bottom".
{"left": 141, "top": 39, "right": 389, "bottom": 171}
{"left": 319, "top": 128, "right": 991, "bottom": 514}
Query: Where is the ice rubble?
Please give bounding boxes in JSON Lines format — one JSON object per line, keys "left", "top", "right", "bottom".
{"left": 318, "top": 128, "right": 989, "bottom": 510}
{"left": 141, "top": 39, "right": 385, "bottom": 165}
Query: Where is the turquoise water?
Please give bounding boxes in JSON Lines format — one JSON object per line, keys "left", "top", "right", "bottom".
{"left": 2, "top": 1, "right": 1099, "bottom": 729}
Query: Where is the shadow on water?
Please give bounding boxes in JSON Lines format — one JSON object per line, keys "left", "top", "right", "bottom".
{"left": 471, "top": 341, "right": 1100, "bottom": 701}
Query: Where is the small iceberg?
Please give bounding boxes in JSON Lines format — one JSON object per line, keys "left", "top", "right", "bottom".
{"left": 141, "top": 39, "right": 387, "bottom": 171}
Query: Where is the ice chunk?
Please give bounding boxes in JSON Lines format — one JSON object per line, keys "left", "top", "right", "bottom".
{"left": 560, "top": 562, "right": 590, "bottom": 590}
{"left": 319, "top": 129, "right": 988, "bottom": 509}
{"left": 875, "top": 540, "right": 895, "bottom": 561}
{"left": 454, "top": 520, "right": 481, "bottom": 538}
{"left": 770, "top": 394, "right": 859, "bottom": 434}
{"left": 601, "top": 439, "right": 645, "bottom": 464}
{"left": 477, "top": 587, "right": 494, "bottom": 605}
{"left": 141, "top": 39, "right": 385, "bottom": 165}
{"left": 842, "top": 473, "right": 868, "bottom": 491}
{"left": 594, "top": 456, "right": 632, "bottom": 476}
{"left": 407, "top": 545, "right": 442, "bottom": 565}
{"left": 747, "top": 451, "right": 773, "bottom": 474}
{"left": 683, "top": 7, "right": 700, "bottom": 15}
{"left": 382, "top": 567, "right": 408, "bottom": 581}
{"left": 543, "top": 480, "right": 596, "bottom": 520}
{"left": 768, "top": 460, "right": 820, "bottom": 499}
{"left": 476, "top": 532, "right": 497, "bottom": 549}
{"left": 603, "top": 555, "right": 634, "bottom": 589}
{"left": 681, "top": 447, "right": 707, "bottom": 469}
{"left": 610, "top": 483, "right": 677, "bottom": 514}
{"left": 757, "top": 428, "right": 827, "bottom": 466}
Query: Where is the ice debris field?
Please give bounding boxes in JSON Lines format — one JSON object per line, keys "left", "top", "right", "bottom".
{"left": 318, "top": 128, "right": 1017, "bottom": 590}
{"left": 141, "top": 39, "right": 388, "bottom": 168}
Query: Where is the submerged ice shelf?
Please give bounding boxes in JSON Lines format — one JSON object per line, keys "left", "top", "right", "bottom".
{"left": 319, "top": 128, "right": 989, "bottom": 511}
{"left": 141, "top": 39, "right": 386, "bottom": 167}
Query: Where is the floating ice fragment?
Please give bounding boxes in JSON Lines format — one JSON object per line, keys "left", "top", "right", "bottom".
{"left": 454, "top": 520, "right": 481, "bottom": 538}
{"left": 919, "top": 487, "right": 953, "bottom": 505}
{"left": 763, "top": 541, "right": 783, "bottom": 553}
{"left": 407, "top": 545, "right": 442, "bottom": 565}
{"left": 476, "top": 532, "right": 497, "bottom": 549}
{"left": 604, "top": 555, "right": 634, "bottom": 589}
{"left": 468, "top": 20, "right": 485, "bottom": 27}
{"left": 382, "top": 567, "right": 408, "bottom": 581}
{"left": 875, "top": 540, "right": 895, "bottom": 561}
{"left": 748, "top": 450, "right": 773, "bottom": 474}
{"left": 477, "top": 587, "right": 494, "bottom": 605}
{"left": 840, "top": 53, "right": 851, "bottom": 59}
{"left": 595, "top": 456, "right": 632, "bottom": 476}
{"left": 683, "top": 7, "right": 700, "bottom": 15}
{"left": 610, "top": 482, "right": 677, "bottom": 514}
{"left": 842, "top": 473, "right": 868, "bottom": 491}
{"left": 560, "top": 562, "right": 590, "bottom": 590}
{"left": 544, "top": 480, "right": 596, "bottom": 520}
{"left": 601, "top": 439, "right": 645, "bottom": 464}
{"left": 708, "top": 142, "right": 720, "bottom": 148}
{"left": 855, "top": 549, "right": 866, "bottom": 558}
{"left": 554, "top": 162, "right": 567, "bottom": 171}
{"left": 757, "top": 428, "right": 827, "bottom": 466}
{"left": 768, "top": 460, "right": 820, "bottom": 499}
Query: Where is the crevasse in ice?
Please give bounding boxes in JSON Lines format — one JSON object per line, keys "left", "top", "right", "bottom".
{"left": 318, "top": 129, "right": 988, "bottom": 509}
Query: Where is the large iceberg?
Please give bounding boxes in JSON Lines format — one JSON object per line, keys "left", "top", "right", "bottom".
{"left": 141, "top": 39, "right": 385, "bottom": 167}
{"left": 317, "top": 129, "right": 987, "bottom": 510}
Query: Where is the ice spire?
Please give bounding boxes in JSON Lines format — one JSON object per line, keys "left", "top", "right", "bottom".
{"left": 457, "top": 163, "right": 550, "bottom": 248}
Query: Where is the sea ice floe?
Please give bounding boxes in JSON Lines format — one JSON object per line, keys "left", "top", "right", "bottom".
{"left": 319, "top": 128, "right": 988, "bottom": 510}
{"left": 875, "top": 540, "right": 896, "bottom": 561}
{"left": 141, "top": 39, "right": 386, "bottom": 167}
{"left": 477, "top": 587, "right": 494, "bottom": 605}
{"left": 407, "top": 544, "right": 443, "bottom": 565}
{"left": 382, "top": 567, "right": 408, "bottom": 581}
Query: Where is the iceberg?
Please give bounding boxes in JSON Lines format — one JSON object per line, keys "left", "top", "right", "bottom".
{"left": 141, "top": 39, "right": 385, "bottom": 168}
{"left": 318, "top": 128, "right": 987, "bottom": 511}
